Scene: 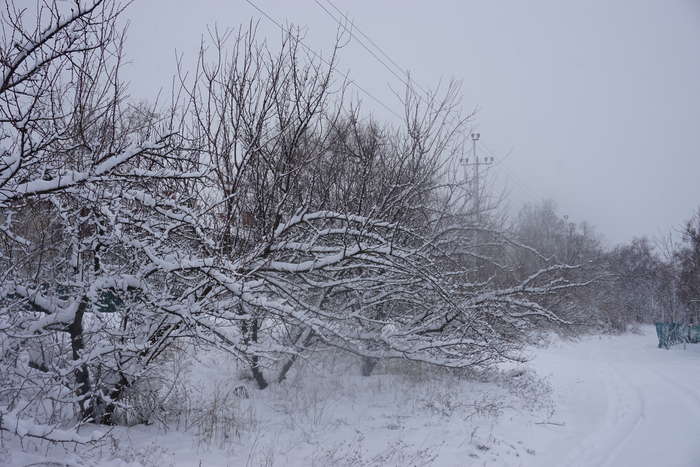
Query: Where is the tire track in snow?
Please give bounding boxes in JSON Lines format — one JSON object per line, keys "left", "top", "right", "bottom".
{"left": 598, "top": 363, "right": 646, "bottom": 467}
{"left": 532, "top": 331, "right": 700, "bottom": 467}
{"left": 558, "top": 361, "right": 645, "bottom": 467}
{"left": 598, "top": 357, "right": 700, "bottom": 467}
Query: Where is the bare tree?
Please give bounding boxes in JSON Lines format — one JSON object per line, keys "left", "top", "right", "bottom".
{"left": 0, "top": 0, "right": 181, "bottom": 431}
{"left": 676, "top": 209, "right": 700, "bottom": 324}
{"left": 130, "top": 24, "right": 593, "bottom": 388}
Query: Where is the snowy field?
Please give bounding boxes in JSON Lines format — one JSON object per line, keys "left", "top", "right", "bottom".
{"left": 4, "top": 326, "right": 699, "bottom": 467}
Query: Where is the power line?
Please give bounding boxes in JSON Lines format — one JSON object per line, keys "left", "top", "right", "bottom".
{"left": 502, "top": 165, "right": 542, "bottom": 203}
{"left": 323, "top": 1, "right": 500, "bottom": 216}
{"left": 241, "top": 0, "right": 403, "bottom": 120}
{"left": 478, "top": 141, "right": 514, "bottom": 170}
{"left": 475, "top": 141, "right": 542, "bottom": 202}
{"left": 319, "top": 0, "right": 430, "bottom": 97}
{"left": 314, "top": 0, "right": 411, "bottom": 92}
{"left": 469, "top": 139, "right": 542, "bottom": 205}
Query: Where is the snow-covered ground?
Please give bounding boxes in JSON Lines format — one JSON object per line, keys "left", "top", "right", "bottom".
{"left": 523, "top": 328, "right": 700, "bottom": 467}
{"left": 3, "top": 326, "right": 700, "bottom": 466}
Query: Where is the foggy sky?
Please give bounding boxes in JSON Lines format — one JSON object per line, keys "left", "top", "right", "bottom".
{"left": 123, "top": 0, "right": 700, "bottom": 246}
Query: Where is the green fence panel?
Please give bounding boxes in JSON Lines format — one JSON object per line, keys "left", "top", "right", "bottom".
{"left": 655, "top": 322, "right": 690, "bottom": 349}
{"left": 690, "top": 325, "right": 700, "bottom": 344}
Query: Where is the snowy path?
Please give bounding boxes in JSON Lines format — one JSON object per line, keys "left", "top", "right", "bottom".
{"left": 525, "top": 329, "right": 700, "bottom": 467}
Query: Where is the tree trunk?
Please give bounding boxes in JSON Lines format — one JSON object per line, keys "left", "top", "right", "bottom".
{"left": 69, "top": 298, "right": 93, "bottom": 422}
{"left": 361, "top": 357, "right": 379, "bottom": 377}
{"left": 250, "top": 355, "right": 268, "bottom": 389}
{"left": 242, "top": 317, "right": 268, "bottom": 389}
{"left": 277, "top": 328, "right": 315, "bottom": 383}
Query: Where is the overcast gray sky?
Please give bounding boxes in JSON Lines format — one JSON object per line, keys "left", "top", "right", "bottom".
{"left": 123, "top": 0, "right": 700, "bottom": 246}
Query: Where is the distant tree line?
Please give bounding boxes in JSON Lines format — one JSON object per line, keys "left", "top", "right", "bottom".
{"left": 511, "top": 200, "right": 700, "bottom": 331}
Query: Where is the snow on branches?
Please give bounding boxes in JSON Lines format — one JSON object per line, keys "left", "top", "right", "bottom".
{"left": 0, "top": 2, "right": 591, "bottom": 441}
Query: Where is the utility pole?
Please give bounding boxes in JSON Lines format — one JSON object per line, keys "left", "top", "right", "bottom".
{"left": 461, "top": 132, "right": 494, "bottom": 223}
